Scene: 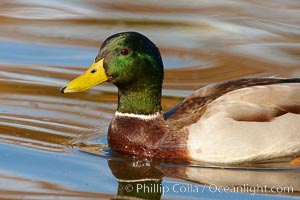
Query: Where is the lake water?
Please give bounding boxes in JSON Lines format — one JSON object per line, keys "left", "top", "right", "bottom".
{"left": 0, "top": 0, "right": 300, "bottom": 199}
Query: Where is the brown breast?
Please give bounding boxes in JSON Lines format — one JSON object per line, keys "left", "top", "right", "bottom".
{"left": 108, "top": 115, "right": 190, "bottom": 163}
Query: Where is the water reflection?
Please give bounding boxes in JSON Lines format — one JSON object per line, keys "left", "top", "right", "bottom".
{"left": 108, "top": 157, "right": 300, "bottom": 199}
{"left": 109, "top": 158, "right": 163, "bottom": 200}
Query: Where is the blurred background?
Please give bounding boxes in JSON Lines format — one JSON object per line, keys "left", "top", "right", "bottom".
{"left": 0, "top": 0, "right": 299, "bottom": 199}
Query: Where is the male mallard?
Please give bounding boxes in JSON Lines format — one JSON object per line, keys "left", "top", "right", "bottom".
{"left": 61, "top": 32, "right": 300, "bottom": 165}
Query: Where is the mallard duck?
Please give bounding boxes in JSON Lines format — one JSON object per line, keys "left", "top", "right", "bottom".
{"left": 61, "top": 32, "right": 300, "bottom": 165}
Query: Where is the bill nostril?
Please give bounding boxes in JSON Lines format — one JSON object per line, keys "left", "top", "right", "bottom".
{"left": 91, "top": 69, "right": 96, "bottom": 73}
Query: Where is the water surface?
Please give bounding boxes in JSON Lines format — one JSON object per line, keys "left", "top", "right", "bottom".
{"left": 0, "top": 1, "right": 300, "bottom": 199}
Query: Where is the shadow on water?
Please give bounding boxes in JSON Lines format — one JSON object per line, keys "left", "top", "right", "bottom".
{"left": 0, "top": 0, "right": 300, "bottom": 199}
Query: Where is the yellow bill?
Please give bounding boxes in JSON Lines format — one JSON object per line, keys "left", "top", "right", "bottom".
{"left": 61, "top": 58, "right": 108, "bottom": 93}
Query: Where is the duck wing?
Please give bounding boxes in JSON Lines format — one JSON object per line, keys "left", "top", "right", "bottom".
{"left": 166, "top": 78, "right": 300, "bottom": 128}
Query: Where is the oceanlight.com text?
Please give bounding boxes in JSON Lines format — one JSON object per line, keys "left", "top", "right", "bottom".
{"left": 124, "top": 183, "right": 294, "bottom": 195}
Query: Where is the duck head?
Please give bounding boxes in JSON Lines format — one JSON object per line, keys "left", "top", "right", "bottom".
{"left": 61, "top": 32, "right": 164, "bottom": 115}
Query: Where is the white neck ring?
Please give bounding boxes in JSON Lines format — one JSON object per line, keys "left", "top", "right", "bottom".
{"left": 115, "top": 111, "right": 161, "bottom": 120}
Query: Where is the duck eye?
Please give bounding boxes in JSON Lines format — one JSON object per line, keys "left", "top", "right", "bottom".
{"left": 120, "top": 48, "right": 129, "bottom": 56}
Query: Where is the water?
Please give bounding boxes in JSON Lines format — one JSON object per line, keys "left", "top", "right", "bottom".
{"left": 0, "top": 0, "right": 300, "bottom": 199}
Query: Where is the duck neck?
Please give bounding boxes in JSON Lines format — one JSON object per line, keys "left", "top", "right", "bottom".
{"left": 117, "top": 84, "right": 162, "bottom": 115}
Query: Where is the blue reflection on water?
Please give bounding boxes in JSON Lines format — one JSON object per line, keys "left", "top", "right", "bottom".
{"left": 0, "top": 142, "right": 116, "bottom": 193}
{"left": 0, "top": 38, "right": 96, "bottom": 67}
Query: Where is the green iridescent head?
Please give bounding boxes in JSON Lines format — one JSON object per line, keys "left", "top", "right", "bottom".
{"left": 61, "top": 32, "right": 164, "bottom": 115}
